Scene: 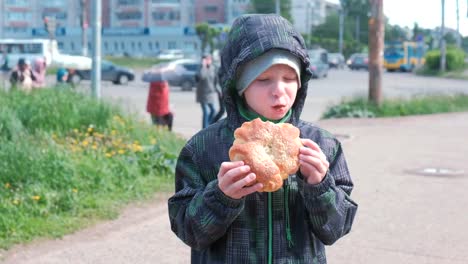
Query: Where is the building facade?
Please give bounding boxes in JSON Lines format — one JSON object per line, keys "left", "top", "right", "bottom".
{"left": 291, "top": 0, "right": 326, "bottom": 35}
{"left": 0, "top": 0, "right": 200, "bottom": 56}
{"left": 0, "top": 0, "right": 332, "bottom": 55}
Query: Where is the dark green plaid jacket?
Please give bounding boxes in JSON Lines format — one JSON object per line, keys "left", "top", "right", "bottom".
{"left": 168, "top": 14, "right": 358, "bottom": 264}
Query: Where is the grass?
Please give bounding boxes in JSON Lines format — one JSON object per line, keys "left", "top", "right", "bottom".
{"left": 104, "top": 56, "right": 169, "bottom": 69}
{"left": 322, "top": 94, "right": 468, "bottom": 119}
{"left": 0, "top": 88, "right": 186, "bottom": 249}
{"left": 415, "top": 64, "right": 468, "bottom": 80}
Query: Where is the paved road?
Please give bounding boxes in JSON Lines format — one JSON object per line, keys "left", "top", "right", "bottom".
{"left": 67, "top": 69, "right": 468, "bottom": 138}
{"left": 1, "top": 70, "right": 468, "bottom": 263}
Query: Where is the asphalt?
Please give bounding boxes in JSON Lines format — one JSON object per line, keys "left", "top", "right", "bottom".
{"left": 2, "top": 111, "right": 468, "bottom": 264}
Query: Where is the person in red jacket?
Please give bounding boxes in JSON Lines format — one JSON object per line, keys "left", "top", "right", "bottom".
{"left": 146, "top": 80, "right": 173, "bottom": 131}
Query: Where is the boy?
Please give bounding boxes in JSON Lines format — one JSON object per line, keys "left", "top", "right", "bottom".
{"left": 168, "top": 14, "right": 357, "bottom": 263}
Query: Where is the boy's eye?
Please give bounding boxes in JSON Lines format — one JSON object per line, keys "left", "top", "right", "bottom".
{"left": 256, "top": 77, "right": 270, "bottom": 82}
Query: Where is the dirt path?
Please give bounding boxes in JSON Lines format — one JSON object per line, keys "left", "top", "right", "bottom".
{"left": 1, "top": 193, "right": 190, "bottom": 264}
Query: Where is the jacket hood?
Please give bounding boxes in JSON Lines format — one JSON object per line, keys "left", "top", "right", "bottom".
{"left": 219, "top": 14, "right": 312, "bottom": 128}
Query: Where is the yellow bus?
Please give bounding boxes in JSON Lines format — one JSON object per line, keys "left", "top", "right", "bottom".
{"left": 384, "top": 41, "right": 427, "bottom": 72}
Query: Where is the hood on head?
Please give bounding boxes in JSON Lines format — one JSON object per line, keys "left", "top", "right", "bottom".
{"left": 219, "top": 14, "right": 312, "bottom": 127}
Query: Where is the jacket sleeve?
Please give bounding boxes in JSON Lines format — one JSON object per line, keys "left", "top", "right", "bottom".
{"left": 297, "top": 138, "right": 358, "bottom": 245}
{"left": 167, "top": 141, "right": 245, "bottom": 250}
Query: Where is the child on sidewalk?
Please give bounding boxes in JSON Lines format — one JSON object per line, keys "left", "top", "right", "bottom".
{"left": 168, "top": 14, "right": 358, "bottom": 263}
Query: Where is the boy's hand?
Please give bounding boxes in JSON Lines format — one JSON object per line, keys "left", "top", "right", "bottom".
{"left": 299, "top": 139, "right": 329, "bottom": 185}
{"left": 217, "top": 161, "right": 263, "bottom": 200}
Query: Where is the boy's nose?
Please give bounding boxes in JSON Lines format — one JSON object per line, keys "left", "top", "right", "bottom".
{"left": 271, "top": 80, "right": 287, "bottom": 97}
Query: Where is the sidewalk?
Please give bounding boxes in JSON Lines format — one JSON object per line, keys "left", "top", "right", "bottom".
{"left": 2, "top": 112, "right": 468, "bottom": 264}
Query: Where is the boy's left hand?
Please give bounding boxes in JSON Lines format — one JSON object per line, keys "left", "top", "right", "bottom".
{"left": 299, "top": 139, "right": 329, "bottom": 185}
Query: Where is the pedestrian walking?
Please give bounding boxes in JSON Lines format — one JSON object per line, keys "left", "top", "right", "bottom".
{"left": 146, "top": 80, "right": 173, "bottom": 131}
{"left": 9, "top": 58, "right": 35, "bottom": 92}
{"left": 168, "top": 14, "right": 357, "bottom": 264}
{"left": 32, "top": 57, "right": 47, "bottom": 88}
{"left": 195, "top": 54, "right": 218, "bottom": 129}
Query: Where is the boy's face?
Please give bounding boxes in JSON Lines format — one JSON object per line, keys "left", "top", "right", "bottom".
{"left": 243, "top": 64, "right": 299, "bottom": 120}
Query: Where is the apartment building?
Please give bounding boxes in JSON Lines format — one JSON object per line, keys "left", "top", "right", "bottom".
{"left": 0, "top": 0, "right": 199, "bottom": 56}
{"left": 290, "top": 0, "right": 326, "bottom": 35}
{"left": 0, "top": 0, "right": 332, "bottom": 55}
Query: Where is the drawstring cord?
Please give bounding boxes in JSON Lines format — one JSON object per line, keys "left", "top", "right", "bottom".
{"left": 284, "top": 179, "right": 294, "bottom": 248}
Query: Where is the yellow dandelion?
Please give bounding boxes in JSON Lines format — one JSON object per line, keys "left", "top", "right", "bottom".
{"left": 12, "top": 199, "right": 19, "bottom": 205}
{"left": 87, "top": 127, "right": 93, "bottom": 133}
{"left": 82, "top": 140, "right": 89, "bottom": 147}
{"left": 73, "top": 128, "right": 79, "bottom": 133}
{"left": 133, "top": 145, "right": 143, "bottom": 152}
{"left": 5, "top": 182, "right": 11, "bottom": 189}
{"left": 105, "top": 152, "right": 112, "bottom": 158}
{"left": 118, "top": 149, "right": 125, "bottom": 154}
{"left": 32, "top": 195, "right": 41, "bottom": 201}
{"left": 72, "top": 188, "right": 78, "bottom": 193}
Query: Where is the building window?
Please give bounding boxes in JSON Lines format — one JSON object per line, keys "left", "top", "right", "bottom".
{"left": 152, "top": 0, "right": 180, "bottom": 3}
{"left": 42, "top": 0, "right": 64, "bottom": 7}
{"left": 6, "top": 12, "right": 32, "bottom": 21}
{"left": 168, "top": 41, "right": 176, "bottom": 49}
{"left": 205, "top": 6, "right": 218, "bottom": 13}
{"left": 121, "top": 42, "right": 125, "bottom": 49}
{"left": 116, "top": 11, "right": 142, "bottom": 20}
{"left": 104, "top": 42, "right": 108, "bottom": 50}
{"left": 138, "top": 42, "right": 142, "bottom": 49}
{"left": 114, "top": 42, "right": 119, "bottom": 51}
{"left": 152, "top": 11, "right": 180, "bottom": 21}
{"left": 118, "top": 0, "right": 141, "bottom": 5}
{"left": 131, "top": 42, "right": 135, "bottom": 50}
{"left": 148, "top": 42, "right": 153, "bottom": 50}
{"left": 71, "top": 42, "right": 75, "bottom": 51}
{"left": 6, "top": 0, "right": 28, "bottom": 6}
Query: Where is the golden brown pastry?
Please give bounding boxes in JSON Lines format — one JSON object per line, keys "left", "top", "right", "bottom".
{"left": 229, "top": 118, "right": 302, "bottom": 192}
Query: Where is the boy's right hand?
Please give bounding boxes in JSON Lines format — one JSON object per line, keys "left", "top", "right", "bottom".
{"left": 217, "top": 161, "right": 263, "bottom": 200}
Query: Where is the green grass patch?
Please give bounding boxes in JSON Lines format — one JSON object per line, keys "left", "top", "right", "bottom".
{"left": 322, "top": 94, "right": 468, "bottom": 119}
{"left": 0, "top": 88, "right": 186, "bottom": 249}
{"left": 104, "top": 56, "right": 169, "bottom": 69}
{"left": 415, "top": 64, "right": 468, "bottom": 80}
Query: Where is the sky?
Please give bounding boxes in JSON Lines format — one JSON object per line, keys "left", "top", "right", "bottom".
{"left": 328, "top": 0, "right": 468, "bottom": 37}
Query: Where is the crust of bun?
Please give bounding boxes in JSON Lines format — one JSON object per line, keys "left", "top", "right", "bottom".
{"left": 229, "top": 118, "right": 302, "bottom": 192}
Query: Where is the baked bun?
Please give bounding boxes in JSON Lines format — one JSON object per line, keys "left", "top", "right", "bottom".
{"left": 229, "top": 118, "right": 302, "bottom": 192}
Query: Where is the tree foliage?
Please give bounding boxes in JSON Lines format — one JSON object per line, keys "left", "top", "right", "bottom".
{"left": 249, "top": 0, "right": 293, "bottom": 22}
{"left": 195, "top": 23, "right": 221, "bottom": 54}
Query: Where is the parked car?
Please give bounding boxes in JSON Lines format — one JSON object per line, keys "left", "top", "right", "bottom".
{"left": 147, "top": 59, "right": 201, "bottom": 91}
{"left": 347, "top": 53, "right": 369, "bottom": 70}
{"left": 156, "top": 49, "right": 185, "bottom": 60}
{"left": 328, "top": 53, "right": 345, "bottom": 69}
{"left": 70, "top": 60, "right": 135, "bottom": 85}
{"left": 308, "top": 48, "right": 329, "bottom": 78}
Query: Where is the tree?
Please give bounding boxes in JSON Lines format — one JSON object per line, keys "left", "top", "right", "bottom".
{"left": 195, "top": 23, "right": 221, "bottom": 54}
{"left": 340, "top": 0, "right": 370, "bottom": 44}
{"left": 385, "top": 24, "right": 407, "bottom": 42}
{"left": 312, "top": 13, "right": 354, "bottom": 41}
{"left": 249, "top": 0, "right": 293, "bottom": 22}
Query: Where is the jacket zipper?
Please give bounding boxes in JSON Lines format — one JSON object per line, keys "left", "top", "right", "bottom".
{"left": 268, "top": 192, "right": 273, "bottom": 264}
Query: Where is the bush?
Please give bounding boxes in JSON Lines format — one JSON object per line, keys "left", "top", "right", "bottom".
{"left": 424, "top": 47, "right": 466, "bottom": 71}
{"left": 322, "top": 94, "right": 468, "bottom": 119}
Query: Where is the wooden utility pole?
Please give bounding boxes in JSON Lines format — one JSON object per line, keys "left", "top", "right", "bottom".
{"left": 368, "top": 0, "right": 384, "bottom": 106}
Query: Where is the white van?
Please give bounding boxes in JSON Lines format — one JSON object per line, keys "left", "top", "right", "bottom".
{"left": 0, "top": 38, "right": 91, "bottom": 70}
